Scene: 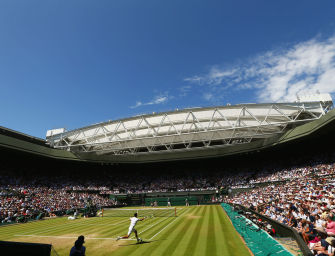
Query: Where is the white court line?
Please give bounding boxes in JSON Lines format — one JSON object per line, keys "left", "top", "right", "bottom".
{"left": 138, "top": 218, "right": 169, "bottom": 234}
{"left": 149, "top": 207, "right": 190, "bottom": 240}
{"left": 14, "top": 234, "right": 137, "bottom": 241}
{"left": 149, "top": 217, "right": 181, "bottom": 240}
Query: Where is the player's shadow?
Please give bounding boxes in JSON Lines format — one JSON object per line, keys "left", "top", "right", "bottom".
{"left": 118, "top": 239, "right": 162, "bottom": 246}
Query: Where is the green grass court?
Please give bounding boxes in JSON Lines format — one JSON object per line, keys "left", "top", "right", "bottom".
{"left": 0, "top": 205, "right": 251, "bottom": 256}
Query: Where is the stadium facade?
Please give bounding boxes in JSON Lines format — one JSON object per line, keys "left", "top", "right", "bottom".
{"left": 0, "top": 94, "right": 334, "bottom": 163}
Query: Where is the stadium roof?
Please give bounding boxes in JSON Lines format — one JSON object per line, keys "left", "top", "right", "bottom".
{"left": 0, "top": 103, "right": 335, "bottom": 163}
{"left": 44, "top": 94, "right": 333, "bottom": 161}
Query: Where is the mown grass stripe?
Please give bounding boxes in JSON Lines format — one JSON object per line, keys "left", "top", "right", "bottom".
{"left": 20, "top": 219, "right": 116, "bottom": 236}
{"left": 51, "top": 221, "right": 106, "bottom": 236}
{"left": 53, "top": 217, "right": 137, "bottom": 238}
{"left": 103, "top": 212, "right": 189, "bottom": 256}
{"left": 11, "top": 217, "right": 129, "bottom": 240}
{"left": 115, "top": 207, "right": 193, "bottom": 256}
{"left": 141, "top": 207, "right": 194, "bottom": 256}
{"left": 0, "top": 219, "right": 71, "bottom": 240}
{"left": 205, "top": 205, "right": 216, "bottom": 256}
{"left": 155, "top": 206, "right": 202, "bottom": 256}
{"left": 20, "top": 221, "right": 82, "bottom": 235}
{"left": 149, "top": 207, "right": 191, "bottom": 240}
{"left": 139, "top": 209, "right": 188, "bottom": 240}
{"left": 98, "top": 215, "right": 164, "bottom": 239}
{"left": 196, "top": 206, "right": 210, "bottom": 256}
{"left": 180, "top": 206, "right": 207, "bottom": 256}
{"left": 0, "top": 217, "right": 67, "bottom": 234}
{"left": 218, "top": 206, "right": 251, "bottom": 256}
{"left": 169, "top": 206, "right": 204, "bottom": 256}
{"left": 130, "top": 217, "right": 170, "bottom": 239}
{"left": 5, "top": 217, "right": 123, "bottom": 236}
{"left": 94, "top": 220, "right": 130, "bottom": 238}
{"left": 192, "top": 205, "right": 209, "bottom": 256}
{"left": 213, "top": 205, "right": 229, "bottom": 255}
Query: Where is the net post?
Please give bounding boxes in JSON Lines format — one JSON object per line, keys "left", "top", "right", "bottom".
{"left": 175, "top": 207, "right": 176, "bottom": 217}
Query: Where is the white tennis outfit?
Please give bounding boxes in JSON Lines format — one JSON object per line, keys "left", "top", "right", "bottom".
{"left": 127, "top": 217, "right": 139, "bottom": 236}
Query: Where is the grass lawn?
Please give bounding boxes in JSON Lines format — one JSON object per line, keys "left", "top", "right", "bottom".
{"left": 0, "top": 205, "right": 251, "bottom": 256}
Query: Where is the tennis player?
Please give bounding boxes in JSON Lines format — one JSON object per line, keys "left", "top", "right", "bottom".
{"left": 117, "top": 213, "right": 145, "bottom": 243}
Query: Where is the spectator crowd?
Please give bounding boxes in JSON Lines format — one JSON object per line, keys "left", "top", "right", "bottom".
{"left": 228, "top": 157, "right": 335, "bottom": 255}
{"left": 2, "top": 148, "right": 335, "bottom": 255}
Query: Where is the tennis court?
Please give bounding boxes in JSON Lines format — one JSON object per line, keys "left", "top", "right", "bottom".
{"left": 0, "top": 205, "right": 251, "bottom": 256}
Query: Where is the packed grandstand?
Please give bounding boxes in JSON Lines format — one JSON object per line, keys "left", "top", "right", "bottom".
{"left": 1, "top": 150, "right": 334, "bottom": 221}
{"left": 1, "top": 95, "right": 335, "bottom": 256}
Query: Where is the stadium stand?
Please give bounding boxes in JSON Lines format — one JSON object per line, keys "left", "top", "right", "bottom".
{"left": 227, "top": 156, "right": 335, "bottom": 255}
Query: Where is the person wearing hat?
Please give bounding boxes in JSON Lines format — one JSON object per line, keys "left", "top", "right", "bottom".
{"left": 70, "top": 235, "right": 86, "bottom": 256}
{"left": 313, "top": 236, "right": 335, "bottom": 256}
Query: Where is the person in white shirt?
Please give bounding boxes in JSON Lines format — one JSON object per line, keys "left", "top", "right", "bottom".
{"left": 117, "top": 213, "right": 145, "bottom": 243}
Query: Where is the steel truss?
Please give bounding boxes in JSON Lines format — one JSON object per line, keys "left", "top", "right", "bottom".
{"left": 46, "top": 101, "right": 332, "bottom": 155}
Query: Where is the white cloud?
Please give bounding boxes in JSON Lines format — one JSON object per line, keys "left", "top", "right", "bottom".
{"left": 148, "top": 96, "right": 168, "bottom": 105}
{"left": 184, "top": 35, "right": 335, "bottom": 103}
{"left": 132, "top": 101, "right": 143, "bottom": 108}
{"left": 203, "top": 93, "right": 213, "bottom": 101}
{"left": 130, "top": 94, "right": 169, "bottom": 109}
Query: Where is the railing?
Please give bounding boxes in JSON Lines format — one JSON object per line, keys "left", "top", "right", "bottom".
{"left": 229, "top": 203, "right": 313, "bottom": 256}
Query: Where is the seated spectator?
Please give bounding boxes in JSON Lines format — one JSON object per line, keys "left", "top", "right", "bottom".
{"left": 316, "top": 215, "right": 326, "bottom": 231}
{"left": 313, "top": 237, "right": 335, "bottom": 256}
{"left": 326, "top": 216, "right": 335, "bottom": 236}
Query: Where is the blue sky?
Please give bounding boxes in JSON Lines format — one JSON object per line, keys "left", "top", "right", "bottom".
{"left": 1, "top": 0, "right": 335, "bottom": 138}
